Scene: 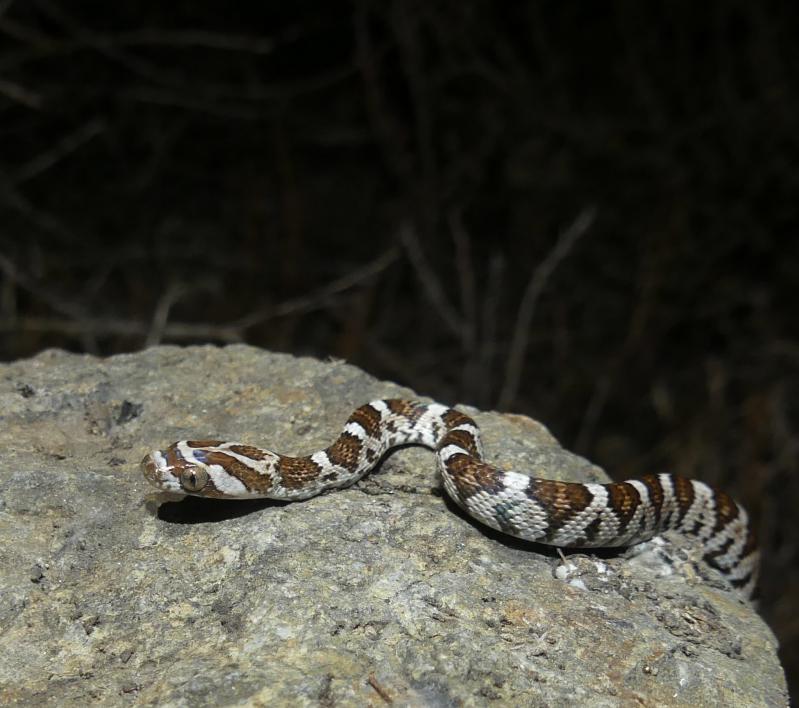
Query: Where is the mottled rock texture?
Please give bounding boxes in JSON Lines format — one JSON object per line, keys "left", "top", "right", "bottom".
{"left": 0, "top": 346, "right": 787, "bottom": 706}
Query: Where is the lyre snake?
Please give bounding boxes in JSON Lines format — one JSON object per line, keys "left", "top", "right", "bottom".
{"left": 141, "top": 399, "right": 758, "bottom": 597}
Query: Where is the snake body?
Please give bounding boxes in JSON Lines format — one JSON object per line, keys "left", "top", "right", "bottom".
{"left": 141, "top": 399, "right": 758, "bottom": 597}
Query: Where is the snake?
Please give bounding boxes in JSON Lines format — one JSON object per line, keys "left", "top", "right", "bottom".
{"left": 141, "top": 398, "right": 758, "bottom": 598}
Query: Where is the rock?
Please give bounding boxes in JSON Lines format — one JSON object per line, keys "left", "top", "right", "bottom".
{"left": 0, "top": 345, "right": 787, "bottom": 706}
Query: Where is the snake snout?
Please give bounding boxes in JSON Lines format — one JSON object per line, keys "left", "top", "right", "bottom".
{"left": 141, "top": 448, "right": 186, "bottom": 494}
{"left": 141, "top": 453, "right": 157, "bottom": 482}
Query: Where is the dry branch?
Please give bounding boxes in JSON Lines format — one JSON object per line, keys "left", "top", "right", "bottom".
{"left": 497, "top": 207, "right": 596, "bottom": 410}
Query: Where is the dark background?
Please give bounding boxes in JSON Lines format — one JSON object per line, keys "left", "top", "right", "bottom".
{"left": 1, "top": 0, "right": 796, "bottom": 697}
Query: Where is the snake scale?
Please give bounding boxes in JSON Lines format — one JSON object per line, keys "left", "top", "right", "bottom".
{"left": 142, "top": 399, "right": 759, "bottom": 597}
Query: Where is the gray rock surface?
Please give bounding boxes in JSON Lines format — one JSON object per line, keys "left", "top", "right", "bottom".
{"left": 0, "top": 345, "right": 787, "bottom": 706}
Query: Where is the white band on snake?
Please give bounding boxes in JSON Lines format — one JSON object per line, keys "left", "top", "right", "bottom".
{"left": 141, "top": 399, "right": 758, "bottom": 597}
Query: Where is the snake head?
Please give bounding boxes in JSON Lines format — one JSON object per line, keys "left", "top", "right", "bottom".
{"left": 141, "top": 441, "right": 279, "bottom": 499}
{"left": 141, "top": 445, "right": 205, "bottom": 495}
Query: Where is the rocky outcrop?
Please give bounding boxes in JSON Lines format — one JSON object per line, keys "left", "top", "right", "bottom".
{"left": 0, "top": 346, "right": 787, "bottom": 705}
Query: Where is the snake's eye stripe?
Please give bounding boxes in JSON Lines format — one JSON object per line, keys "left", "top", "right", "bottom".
{"left": 142, "top": 398, "right": 759, "bottom": 598}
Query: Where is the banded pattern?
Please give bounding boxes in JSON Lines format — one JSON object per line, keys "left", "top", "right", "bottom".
{"left": 141, "top": 399, "right": 759, "bottom": 597}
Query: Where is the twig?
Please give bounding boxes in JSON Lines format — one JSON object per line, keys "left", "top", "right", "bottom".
{"left": 0, "top": 251, "right": 86, "bottom": 319}
{"left": 32, "top": 0, "right": 189, "bottom": 89}
{"left": 497, "top": 207, "right": 595, "bottom": 410}
{"left": 0, "top": 76, "right": 42, "bottom": 109}
{"left": 12, "top": 118, "right": 105, "bottom": 185}
{"left": 124, "top": 86, "right": 265, "bottom": 120}
{"left": 124, "top": 57, "right": 358, "bottom": 117}
{"left": 367, "top": 672, "right": 393, "bottom": 704}
{"left": 0, "top": 264, "right": 16, "bottom": 322}
{"left": 231, "top": 246, "right": 400, "bottom": 331}
{"left": 399, "top": 222, "right": 464, "bottom": 338}
{"left": 450, "top": 210, "right": 477, "bottom": 347}
{"left": 0, "top": 179, "right": 76, "bottom": 243}
{"left": 391, "top": 2, "right": 439, "bottom": 235}
{"left": 0, "top": 250, "right": 96, "bottom": 350}
{"left": 0, "top": 14, "right": 55, "bottom": 47}
{"left": 112, "top": 28, "right": 284, "bottom": 54}
{"left": 353, "top": 4, "right": 414, "bottom": 183}
{"left": 364, "top": 336, "right": 434, "bottom": 394}
{"left": 1, "top": 316, "right": 243, "bottom": 343}
{"left": 145, "top": 282, "right": 193, "bottom": 348}
{"left": 449, "top": 210, "right": 479, "bottom": 393}
{"left": 0, "top": 247, "right": 400, "bottom": 347}
{"left": 476, "top": 252, "right": 505, "bottom": 405}
{"left": 573, "top": 373, "right": 613, "bottom": 454}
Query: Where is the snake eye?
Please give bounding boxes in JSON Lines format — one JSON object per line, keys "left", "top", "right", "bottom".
{"left": 179, "top": 467, "right": 209, "bottom": 492}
